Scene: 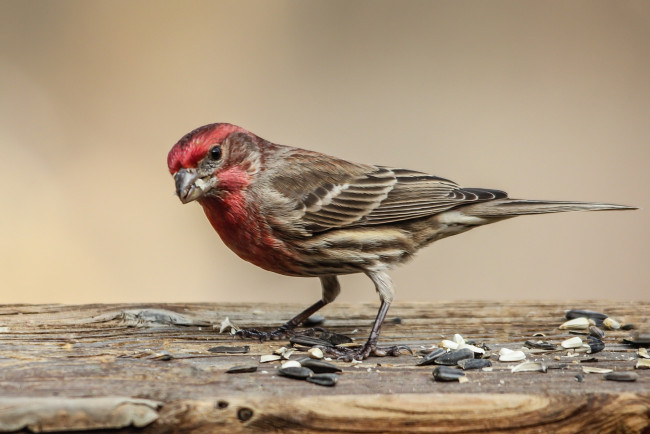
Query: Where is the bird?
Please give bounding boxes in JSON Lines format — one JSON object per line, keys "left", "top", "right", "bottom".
{"left": 167, "top": 123, "right": 635, "bottom": 360}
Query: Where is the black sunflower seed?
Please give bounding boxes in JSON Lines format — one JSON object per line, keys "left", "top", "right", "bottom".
{"left": 226, "top": 365, "right": 258, "bottom": 374}
{"left": 604, "top": 372, "right": 638, "bottom": 382}
{"left": 417, "top": 348, "right": 446, "bottom": 366}
{"left": 432, "top": 366, "right": 465, "bottom": 382}
{"left": 434, "top": 348, "right": 474, "bottom": 366}
{"left": 208, "top": 345, "right": 250, "bottom": 354}
{"left": 299, "top": 359, "right": 342, "bottom": 373}
{"left": 306, "top": 373, "right": 338, "bottom": 386}
{"left": 457, "top": 358, "right": 492, "bottom": 370}
{"left": 279, "top": 366, "right": 313, "bottom": 380}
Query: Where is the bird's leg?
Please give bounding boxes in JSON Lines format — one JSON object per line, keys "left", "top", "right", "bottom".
{"left": 235, "top": 276, "right": 340, "bottom": 341}
{"left": 324, "top": 271, "right": 411, "bottom": 361}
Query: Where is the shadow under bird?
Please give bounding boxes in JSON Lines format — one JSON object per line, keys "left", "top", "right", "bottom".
{"left": 167, "top": 123, "right": 635, "bottom": 360}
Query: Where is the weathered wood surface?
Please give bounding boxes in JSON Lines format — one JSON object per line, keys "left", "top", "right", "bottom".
{"left": 0, "top": 301, "right": 648, "bottom": 433}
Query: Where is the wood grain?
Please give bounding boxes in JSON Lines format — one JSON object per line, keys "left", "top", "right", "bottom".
{"left": 0, "top": 301, "right": 648, "bottom": 432}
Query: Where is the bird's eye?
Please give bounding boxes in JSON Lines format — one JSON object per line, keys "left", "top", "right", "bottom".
{"left": 210, "top": 145, "right": 222, "bottom": 161}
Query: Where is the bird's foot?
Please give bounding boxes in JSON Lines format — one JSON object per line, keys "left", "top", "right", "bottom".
{"left": 324, "top": 342, "right": 412, "bottom": 361}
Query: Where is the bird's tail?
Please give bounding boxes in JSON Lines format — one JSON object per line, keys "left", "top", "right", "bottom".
{"left": 459, "top": 199, "right": 637, "bottom": 218}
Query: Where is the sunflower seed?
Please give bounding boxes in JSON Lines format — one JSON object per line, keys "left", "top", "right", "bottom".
{"left": 636, "top": 359, "right": 650, "bottom": 369}
{"left": 280, "top": 360, "right": 302, "bottom": 369}
{"left": 623, "top": 331, "right": 650, "bottom": 347}
{"left": 435, "top": 348, "right": 474, "bottom": 366}
{"left": 586, "top": 337, "right": 605, "bottom": 354}
{"left": 432, "top": 366, "right": 465, "bottom": 382}
{"left": 621, "top": 323, "right": 636, "bottom": 330}
{"left": 588, "top": 326, "right": 605, "bottom": 339}
{"left": 457, "top": 358, "right": 492, "bottom": 370}
{"left": 306, "top": 373, "right": 338, "bottom": 386}
{"left": 561, "top": 337, "right": 583, "bottom": 349}
{"left": 524, "top": 340, "right": 557, "bottom": 351}
{"left": 301, "top": 315, "right": 325, "bottom": 327}
{"left": 290, "top": 335, "right": 333, "bottom": 348}
{"left": 260, "top": 354, "right": 282, "bottom": 363}
{"left": 565, "top": 309, "right": 607, "bottom": 324}
{"left": 279, "top": 366, "right": 313, "bottom": 380}
{"left": 299, "top": 359, "right": 342, "bottom": 373}
{"left": 604, "top": 372, "right": 638, "bottom": 382}
{"left": 417, "top": 348, "right": 446, "bottom": 366}
{"left": 559, "top": 317, "right": 590, "bottom": 330}
{"left": 511, "top": 361, "right": 547, "bottom": 373}
{"left": 582, "top": 366, "right": 613, "bottom": 374}
{"left": 208, "top": 345, "right": 250, "bottom": 354}
{"left": 498, "top": 348, "right": 526, "bottom": 362}
{"left": 226, "top": 365, "right": 258, "bottom": 374}
{"left": 441, "top": 340, "right": 459, "bottom": 350}
{"left": 603, "top": 317, "right": 621, "bottom": 330}
{"left": 308, "top": 347, "right": 324, "bottom": 359}
{"left": 460, "top": 344, "right": 486, "bottom": 355}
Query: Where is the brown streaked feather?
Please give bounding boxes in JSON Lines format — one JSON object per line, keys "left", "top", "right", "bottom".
{"left": 268, "top": 148, "right": 507, "bottom": 233}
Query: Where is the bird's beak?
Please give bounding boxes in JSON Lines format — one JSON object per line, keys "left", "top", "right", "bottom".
{"left": 174, "top": 168, "right": 210, "bottom": 204}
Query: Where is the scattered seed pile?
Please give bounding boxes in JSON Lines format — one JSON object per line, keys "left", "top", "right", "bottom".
{"left": 215, "top": 308, "right": 649, "bottom": 387}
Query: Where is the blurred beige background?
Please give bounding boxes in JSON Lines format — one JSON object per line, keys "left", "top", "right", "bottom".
{"left": 1, "top": 1, "right": 648, "bottom": 305}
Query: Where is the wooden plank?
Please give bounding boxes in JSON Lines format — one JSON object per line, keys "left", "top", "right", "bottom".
{"left": 0, "top": 301, "right": 648, "bottom": 432}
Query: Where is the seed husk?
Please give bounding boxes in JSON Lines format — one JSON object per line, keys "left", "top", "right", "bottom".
{"left": 575, "top": 373, "right": 584, "bottom": 382}
{"left": 432, "top": 366, "right": 465, "bottom": 382}
{"left": 603, "top": 317, "right": 621, "bottom": 330}
{"left": 582, "top": 366, "right": 613, "bottom": 374}
{"left": 260, "top": 354, "right": 282, "bottom": 363}
{"left": 457, "top": 358, "right": 492, "bottom": 370}
{"left": 623, "top": 331, "right": 650, "bottom": 347}
{"left": 441, "top": 340, "right": 459, "bottom": 350}
{"left": 461, "top": 344, "right": 486, "bottom": 356}
{"left": 638, "top": 348, "right": 650, "bottom": 359}
{"left": 226, "top": 365, "right": 258, "bottom": 374}
{"left": 306, "top": 373, "right": 338, "bottom": 386}
{"left": 299, "top": 359, "right": 342, "bottom": 373}
{"left": 280, "top": 360, "right": 302, "bottom": 369}
{"left": 559, "top": 317, "right": 590, "bottom": 330}
{"left": 435, "top": 348, "right": 474, "bottom": 366}
{"left": 417, "top": 348, "right": 446, "bottom": 366}
{"left": 635, "top": 359, "right": 650, "bottom": 369}
{"left": 511, "top": 361, "right": 547, "bottom": 373}
{"left": 524, "top": 340, "right": 557, "bottom": 351}
{"left": 621, "top": 323, "right": 636, "bottom": 330}
{"left": 604, "top": 372, "right": 638, "bottom": 382}
{"left": 561, "top": 337, "right": 583, "bottom": 349}
{"left": 290, "top": 335, "right": 333, "bottom": 348}
{"left": 308, "top": 347, "right": 324, "bottom": 359}
{"left": 588, "top": 326, "right": 605, "bottom": 339}
{"left": 586, "top": 336, "right": 605, "bottom": 354}
{"left": 208, "top": 345, "right": 250, "bottom": 354}
{"left": 301, "top": 315, "right": 325, "bottom": 327}
{"left": 279, "top": 366, "right": 313, "bottom": 380}
{"left": 565, "top": 309, "right": 607, "bottom": 325}
{"left": 498, "top": 348, "right": 526, "bottom": 362}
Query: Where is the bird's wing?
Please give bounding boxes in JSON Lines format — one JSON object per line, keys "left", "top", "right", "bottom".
{"left": 270, "top": 150, "right": 506, "bottom": 232}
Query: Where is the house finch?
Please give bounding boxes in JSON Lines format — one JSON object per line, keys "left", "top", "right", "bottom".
{"left": 168, "top": 123, "right": 634, "bottom": 360}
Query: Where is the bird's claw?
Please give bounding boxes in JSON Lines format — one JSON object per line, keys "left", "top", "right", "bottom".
{"left": 325, "top": 343, "right": 412, "bottom": 361}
